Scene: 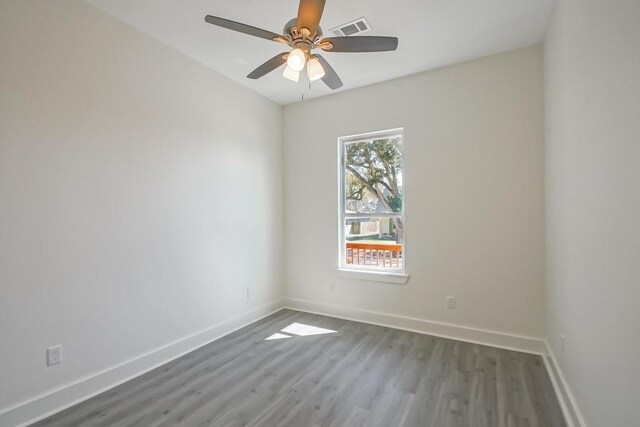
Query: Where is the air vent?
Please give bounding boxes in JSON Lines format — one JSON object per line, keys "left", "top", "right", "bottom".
{"left": 328, "top": 17, "right": 371, "bottom": 37}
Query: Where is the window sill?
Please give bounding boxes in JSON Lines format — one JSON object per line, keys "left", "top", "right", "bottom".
{"left": 337, "top": 268, "right": 409, "bottom": 284}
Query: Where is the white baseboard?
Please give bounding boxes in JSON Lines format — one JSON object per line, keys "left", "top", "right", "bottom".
{"left": 542, "top": 340, "right": 588, "bottom": 427}
{"left": 0, "top": 299, "right": 285, "bottom": 427}
{"left": 283, "top": 297, "right": 546, "bottom": 355}
{"left": 3, "top": 298, "right": 576, "bottom": 427}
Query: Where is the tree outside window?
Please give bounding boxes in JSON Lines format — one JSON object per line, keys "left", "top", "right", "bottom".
{"left": 339, "top": 129, "right": 404, "bottom": 272}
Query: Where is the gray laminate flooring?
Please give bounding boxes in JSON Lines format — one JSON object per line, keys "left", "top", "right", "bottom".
{"left": 32, "top": 309, "right": 566, "bottom": 427}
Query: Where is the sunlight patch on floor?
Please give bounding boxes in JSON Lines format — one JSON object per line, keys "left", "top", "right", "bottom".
{"left": 265, "top": 322, "right": 338, "bottom": 340}
{"left": 265, "top": 332, "right": 292, "bottom": 340}
{"left": 281, "top": 322, "right": 337, "bottom": 336}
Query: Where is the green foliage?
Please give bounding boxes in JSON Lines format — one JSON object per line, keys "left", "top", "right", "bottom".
{"left": 388, "top": 194, "right": 402, "bottom": 212}
{"left": 345, "top": 137, "right": 403, "bottom": 213}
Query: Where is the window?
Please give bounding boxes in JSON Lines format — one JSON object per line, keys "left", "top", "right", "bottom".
{"left": 338, "top": 128, "right": 405, "bottom": 276}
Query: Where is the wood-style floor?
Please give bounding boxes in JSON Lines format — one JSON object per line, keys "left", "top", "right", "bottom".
{"left": 33, "top": 309, "right": 566, "bottom": 427}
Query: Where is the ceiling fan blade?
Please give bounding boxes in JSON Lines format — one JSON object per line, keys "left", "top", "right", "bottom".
{"left": 319, "top": 36, "right": 399, "bottom": 52}
{"left": 204, "top": 15, "right": 285, "bottom": 43}
{"left": 247, "top": 53, "right": 289, "bottom": 79}
{"left": 296, "top": 0, "right": 326, "bottom": 37}
{"left": 314, "top": 55, "right": 343, "bottom": 90}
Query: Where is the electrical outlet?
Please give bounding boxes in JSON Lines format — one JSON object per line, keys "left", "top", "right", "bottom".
{"left": 246, "top": 288, "right": 250, "bottom": 298}
{"left": 446, "top": 296, "right": 456, "bottom": 310}
{"left": 330, "top": 282, "right": 335, "bottom": 292}
{"left": 47, "top": 345, "right": 62, "bottom": 366}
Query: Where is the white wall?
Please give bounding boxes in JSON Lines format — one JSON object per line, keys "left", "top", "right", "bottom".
{"left": 544, "top": 0, "right": 640, "bottom": 425}
{"left": 0, "top": 0, "right": 283, "bottom": 421}
{"left": 283, "top": 47, "right": 545, "bottom": 339}
{"left": 10, "top": 0, "right": 638, "bottom": 424}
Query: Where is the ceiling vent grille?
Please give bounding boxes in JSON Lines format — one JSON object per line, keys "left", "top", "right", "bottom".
{"left": 328, "top": 17, "right": 371, "bottom": 37}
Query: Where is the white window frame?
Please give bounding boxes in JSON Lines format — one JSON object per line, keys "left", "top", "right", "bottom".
{"left": 337, "top": 128, "right": 408, "bottom": 284}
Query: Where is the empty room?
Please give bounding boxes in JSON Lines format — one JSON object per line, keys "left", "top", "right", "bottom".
{"left": 1, "top": 0, "right": 638, "bottom": 426}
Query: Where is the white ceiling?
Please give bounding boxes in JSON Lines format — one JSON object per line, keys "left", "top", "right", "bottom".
{"left": 86, "top": 0, "right": 554, "bottom": 105}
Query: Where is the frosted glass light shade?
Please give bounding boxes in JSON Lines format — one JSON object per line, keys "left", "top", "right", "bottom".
{"left": 282, "top": 65, "right": 300, "bottom": 82}
{"left": 307, "top": 57, "right": 325, "bottom": 81}
{"left": 286, "top": 48, "right": 306, "bottom": 72}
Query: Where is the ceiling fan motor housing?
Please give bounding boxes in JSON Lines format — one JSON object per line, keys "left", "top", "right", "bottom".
{"left": 283, "top": 17, "right": 323, "bottom": 51}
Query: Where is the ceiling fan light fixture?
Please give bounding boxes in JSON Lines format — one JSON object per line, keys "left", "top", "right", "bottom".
{"left": 204, "top": 0, "right": 399, "bottom": 91}
{"left": 286, "top": 47, "right": 307, "bottom": 72}
{"left": 307, "top": 56, "right": 325, "bottom": 81}
{"left": 282, "top": 65, "right": 300, "bottom": 82}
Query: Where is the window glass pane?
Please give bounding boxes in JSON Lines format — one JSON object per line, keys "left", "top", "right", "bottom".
{"left": 343, "top": 217, "right": 403, "bottom": 270}
{"left": 339, "top": 129, "right": 405, "bottom": 273}
{"left": 343, "top": 137, "right": 403, "bottom": 214}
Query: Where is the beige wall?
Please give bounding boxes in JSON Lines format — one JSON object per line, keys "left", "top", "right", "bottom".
{"left": 283, "top": 46, "right": 545, "bottom": 339}
{"left": 544, "top": 0, "right": 640, "bottom": 425}
{"left": 0, "top": 0, "right": 283, "bottom": 420}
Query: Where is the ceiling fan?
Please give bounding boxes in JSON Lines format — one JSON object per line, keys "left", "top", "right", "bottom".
{"left": 204, "top": 0, "right": 399, "bottom": 90}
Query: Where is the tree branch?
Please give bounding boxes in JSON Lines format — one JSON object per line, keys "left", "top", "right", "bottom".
{"left": 346, "top": 165, "right": 378, "bottom": 196}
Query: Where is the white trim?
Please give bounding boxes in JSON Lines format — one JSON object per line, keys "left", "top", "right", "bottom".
{"left": 337, "top": 127, "right": 406, "bottom": 275}
{"left": 0, "top": 299, "right": 285, "bottom": 427}
{"left": 344, "top": 212, "right": 401, "bottom": 219}
{"left": 542, "top": 340, "right": 588, "bottom": 427}
{"left": 283, "top": 297, "right": 546, "bottom": 355}
{"left": 338, "top": 128, "right": 405, "bottom": 144}
{"left": 4, "top": 300, "right": 581, "bottom": 427}
{"left": 337, "top": 268, "right": 409, "bottom": 284}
